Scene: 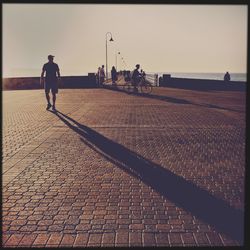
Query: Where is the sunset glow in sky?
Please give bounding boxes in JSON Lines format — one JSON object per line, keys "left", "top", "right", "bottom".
{"left": 2, "top": 4, "right": 248, "bottom": 77}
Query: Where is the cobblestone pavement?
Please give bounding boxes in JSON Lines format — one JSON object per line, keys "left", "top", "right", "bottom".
{"left": 2, "top": 85, "right": 245, "bottom": 247}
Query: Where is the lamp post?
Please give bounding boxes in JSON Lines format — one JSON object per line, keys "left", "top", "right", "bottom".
{"left": 123, "top": 58, "right": 127, "bottom": 68}
{"left": 116, "top": 51, "right": 120, "bottom": 71}
{"left": 121, "top": 57, "right": 127, "bottom": 70}
{"left": 105, "top": 32, "right": 114, "bottom": 80}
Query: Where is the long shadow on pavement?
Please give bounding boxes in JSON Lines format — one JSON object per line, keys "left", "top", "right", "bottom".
{"left": 51, "top": 110, "right": 244, "bottom": 244}
{"left": 103, "top": 84, "right": 244, "bottom": 113}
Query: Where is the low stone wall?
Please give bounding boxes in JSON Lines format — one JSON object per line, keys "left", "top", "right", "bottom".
{"left": 3, "top": 74, "right": 97, "bottom": 90}
{"left": 159, "top": 76, "right": 246, "bottom": 91}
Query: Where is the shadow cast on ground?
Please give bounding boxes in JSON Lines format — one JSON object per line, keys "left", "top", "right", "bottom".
{"left": 103, "top": 84, "right": 243, "bottom": 113}
{"left": 51, "top": 110, "right": 244, "bottom": 244}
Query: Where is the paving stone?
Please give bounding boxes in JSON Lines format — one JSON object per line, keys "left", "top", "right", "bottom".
{"left": 194, "top": 232, "right": 210, "bottom": 246}
{"left": 115, "top": 231, "right": 129, "bottom": 245}
{"left": 18, "top": 234, "right": 37, "bottom": 247}
{"left": 88, "top": 233, "right": 102, "bottom": 246}
{"left": 169, "top": 232, "right": 183, "bottom": 246}
{"left": 181, "top": 233, "right": 196, "bottom": 246}
{"left": 46, "top": 233, "right": 63, "bottom": 246}
{"left": 32, "top": 233, "right": 50, "bottom": 246}
{"left": 101, "top": 232, "right": 116, "bottom": 246}
{"left": 4, "top": 234, "right": 24, "bottom": 247}
{"left": 155, "top": 232, "right": 170, "bottom": 246}
{"left": 60, "top": 234, "right": 76, "bottom": 247}
{"left": 74, "top": 233, "right": 89, "bottom": 247}
{"left": 129, "top": 231, "right": 142, "bottom": 246}
{"left": 142, "top": 232, "right": 156, "bottom": 246}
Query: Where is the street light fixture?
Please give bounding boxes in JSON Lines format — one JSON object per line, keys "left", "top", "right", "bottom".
{"left": 105, "top": 32, "right": 114, "bottom": 80}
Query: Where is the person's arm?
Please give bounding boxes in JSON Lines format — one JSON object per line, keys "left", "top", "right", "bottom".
{"left": 56, "top": 64, "right": 61, "bottom": 80}
{"left": 40, "top": 66, "right": 45, "bottom": 85}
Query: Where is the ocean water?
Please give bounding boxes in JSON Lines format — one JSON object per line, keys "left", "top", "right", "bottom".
{"left": 154, "top": 72, "right": 247, "bottom": 82}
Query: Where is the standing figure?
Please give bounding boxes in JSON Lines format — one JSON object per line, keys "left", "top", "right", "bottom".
{"left": 99, "top": 65, "right": 105, "bottom": 86}
{"left": 131, "top": 64, "right": 141, "bottom": 91}
{"left": 111, "top": 66, "right": 117, "bottom": 85}
{"left": 96, "top": 67, "right": 101, "bottom": 87}
{"left": 224, "top": 71, "right": 231, "bottom": 82}
{"left": 40, "top": 55, "right": 61, "bottom": 111}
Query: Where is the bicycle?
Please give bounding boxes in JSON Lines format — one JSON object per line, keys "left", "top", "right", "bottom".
{"left": 123, "top": 75, "right": 153, "bottom": 94}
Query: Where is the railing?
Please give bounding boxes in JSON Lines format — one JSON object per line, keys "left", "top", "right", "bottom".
{"left": 145, "top": 73, "right": 159, "bottom": 86}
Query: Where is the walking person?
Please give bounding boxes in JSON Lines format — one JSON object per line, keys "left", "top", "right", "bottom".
{"left": 111, "top": 66, "right": 117, "bottom": 85}
{"left": 99, "top": 65, "right": 105, "bottom": 86}
{"left": 40, "top": 55, "right": 61, "bottom": 111}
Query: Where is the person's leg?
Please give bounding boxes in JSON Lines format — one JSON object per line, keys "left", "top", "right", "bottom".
{"left": 96, "top": 76, "right": 99, "bottom": 87}
{"left": 45, "top": 81, "right": 52, "bottom": 110}
{"left": 45, "top": 92, "right": 52, "bottom": 110}
{"left": 51, "top": 82, "right": 58, "bottom": 110}
{"left": 132, "top": 79, "right": 138, "bottom": 92}
{"left": 45, "top": 92, "right": 51, "bottom": 104}
{"left": 45, "top": 86, "right": 52, "bottom": 110}
{"left": 52, "top": 93, "right": 56, "bottom": 108}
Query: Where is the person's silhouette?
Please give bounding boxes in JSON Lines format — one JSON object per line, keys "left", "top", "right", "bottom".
{"left": 40, "top": 55, "right": 61, "bottom": 111}
{"left": 224, "top": 71, "right": 231, "bottom": 82}
{"left": 131, "top": 64, "right": 141, "bottom": 91}
{"left": 99, "top": 65, "right": 105, "bottom": 85}
{"left": 111, "top": 66, "right": 117, "bottom": 84}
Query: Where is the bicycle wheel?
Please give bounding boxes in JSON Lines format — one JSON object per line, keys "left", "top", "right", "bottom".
{"left": 140, "top": 82, "right": 153, "bottom": 94}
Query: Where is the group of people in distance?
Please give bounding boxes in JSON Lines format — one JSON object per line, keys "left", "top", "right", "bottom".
{"left": 96, "top": 63, "right": 146, "bottom": 90}
{"left": 96, "top": 65, "right": 105, "bottom": 86}
{"left": 96, "top": 65, "right": 118, "bottom": 86}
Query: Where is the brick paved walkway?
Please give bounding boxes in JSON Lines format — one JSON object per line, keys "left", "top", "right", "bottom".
{"left": 2, "top": 85, "right": 245, "bottom": 247}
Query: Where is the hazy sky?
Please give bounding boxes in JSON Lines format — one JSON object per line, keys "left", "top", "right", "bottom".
{"left": 2, "top": 4, "right": 248, "bottom": 77}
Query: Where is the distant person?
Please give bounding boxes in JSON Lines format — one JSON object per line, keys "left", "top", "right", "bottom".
{"left": 131, "top": 64, "right": 141, "bottom": 91}
{"left": 111, "top": 66, "right": 117, "bottom": 84}
{"left": 99, "top": 65, "right": 105, "bottom": 86}
{"left": 40, "top": 55, "right": 61, "bottom": 111}
{"left": 224, "top": 71, "right": 231, "bottom": 82}
{"left": 96, "top": 67, "right": 101, "bottom": 87}
{"left": 140, "top": 69, "right": 146, "bottom": 77}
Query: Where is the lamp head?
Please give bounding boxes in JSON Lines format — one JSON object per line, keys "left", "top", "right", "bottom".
{"left": 109, "top": 37, "right": 114, "bottom": 42}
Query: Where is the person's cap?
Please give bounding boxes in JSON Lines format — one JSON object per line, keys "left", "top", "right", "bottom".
{"left": 48, "top": 55, "right": 55, "bottom": 59}
{"left": 136, "top": 64, "right": 140, "bottom": 67}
